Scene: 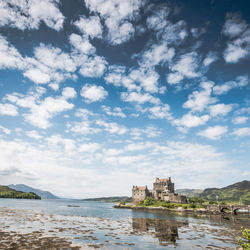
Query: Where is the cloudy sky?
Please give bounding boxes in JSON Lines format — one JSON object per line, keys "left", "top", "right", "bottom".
{"left": 0, "top": 0, "right": 249, "bottom": 198}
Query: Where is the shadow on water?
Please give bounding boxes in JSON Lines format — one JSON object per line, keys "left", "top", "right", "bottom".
{"left": 132, "top": 217, "right": 188, "bottom": 246}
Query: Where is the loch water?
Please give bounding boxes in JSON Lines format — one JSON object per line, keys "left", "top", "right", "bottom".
{"left": 0, "top": 198, "right": 249, "bottom": 249}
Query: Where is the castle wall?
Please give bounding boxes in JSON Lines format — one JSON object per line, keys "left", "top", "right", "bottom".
{"left": 163, "top": 193, "right": 187, "bottom": 203}
{"left": 132, "top": 186, "right": 150, "bottom": 203}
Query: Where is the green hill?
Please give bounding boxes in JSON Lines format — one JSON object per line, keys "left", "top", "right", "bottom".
{"left": 199, "top": 180, "right": 250, "bottom": 204}
{"left": 8, "top": 184, "right": 58, "bottom": 199}
{"left": 82, "top": 196, "right": 132, "bottom": 202}
{"left": 0, "top": 185, "right": 41, "bottom": 199}
{"left": 176, "top": 189, "right": 203, "bottom": 197}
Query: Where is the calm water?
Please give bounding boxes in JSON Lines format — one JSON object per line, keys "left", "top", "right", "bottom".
{"left": 0, "top": 198, "right": 249, "bottom": 249}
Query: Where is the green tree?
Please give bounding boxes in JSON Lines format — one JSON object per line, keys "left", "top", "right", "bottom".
{"left": 143, "top": 197, "right": 155, "bottom": 206}
{"left": 237, "top": 227, "right": 250, "bottom": 250}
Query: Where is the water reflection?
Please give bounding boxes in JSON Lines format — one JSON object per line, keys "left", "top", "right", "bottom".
{"left": 132, "top": 217, "right": 188, "bottom": 246}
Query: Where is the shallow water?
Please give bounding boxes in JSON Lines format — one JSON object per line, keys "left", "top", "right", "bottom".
{"left": 0, "top": 198, "right": 249, "bottom": 249}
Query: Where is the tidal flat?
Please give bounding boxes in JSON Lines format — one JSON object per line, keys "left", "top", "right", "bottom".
{"left": 0, "top": 199, "right": 249, "bottom": 249}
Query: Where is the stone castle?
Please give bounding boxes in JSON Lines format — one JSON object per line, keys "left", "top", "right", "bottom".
{"left": 132, "top": 177, "right": 187, "bottom": 203}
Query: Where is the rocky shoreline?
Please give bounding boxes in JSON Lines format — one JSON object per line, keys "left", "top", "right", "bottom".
{"left": 0, "top": 204, "right": 247, "bottom": 249}
{"left": 113, "top": 203, "right": 250, "bottom": 215}
{"left": 113, "top": 204, "right": 212, "bottom": 214}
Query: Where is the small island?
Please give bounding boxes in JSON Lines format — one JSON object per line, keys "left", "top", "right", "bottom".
{"left": 114, "top": 178, "right": 250, "bottom": 215}
{"left": 0, "top": 185, "right": 41, "bottom": 199}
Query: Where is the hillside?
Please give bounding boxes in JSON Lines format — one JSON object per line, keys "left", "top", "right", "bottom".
{"left": 176, "top": 189, "right": 203, "bottom": 197}
{"left": 8, "top": 184, "right": 58, "bottom": 199}
{"left": 0, "top": 185, "right": 41, "bottom": 199}
{"left": 199, "top": 180, "right": 250, "bottom": 204}
{"left": 82, "top": 196, "right": 132, "bottom": 202}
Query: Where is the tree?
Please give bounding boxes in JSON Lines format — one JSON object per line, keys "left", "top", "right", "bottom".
{"left": 237, "top": 227, "right": 250, "bottom": 250}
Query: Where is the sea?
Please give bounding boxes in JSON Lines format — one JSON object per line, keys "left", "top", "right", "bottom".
{"left": 0, "top": 198, "right": 249, "bottom": 249}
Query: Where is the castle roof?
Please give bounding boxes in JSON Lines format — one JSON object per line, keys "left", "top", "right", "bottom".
{"left": 155, "top": 177, "right": 171, "bottom": 183}
{"left": 133, "top": 185, "right": 147, "bottom": 190}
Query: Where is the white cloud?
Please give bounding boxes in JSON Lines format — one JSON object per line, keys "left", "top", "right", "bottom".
{"left": 167, "top": 72, "right": 184, "bottom": 85}
{"left": 49, "top": 83, "right": 59, "bottom": 91}
{"left": 183, "top": 81, "right": 217, "bottom": 112}
{"left": 5, "top": 87, "right": 45, "bottom": 109}
{"left": 208, "top": 103, "right": 233, "bottom": 117}
{"left": 0, "top": 0, "right": 64, "bottom": 31}
{"left": 23, "top": 43, "right": 77, "bottom": 85}
{"left": 0, "top": 103, "right": 18, "bottom": 116}
{"left": 0, "top": 37, "right": 79, "bottom": 86}
{"left": 79, "top": 56, "right": 107, "bottom": 78}
{"left": 224, "top": 44, "right": 249, "bottom": 63}
{"left": 235, "top": 107, "right": 250, "bottom": 115}
{"left": 146, "top": 8, "right": 169, "bottom": 31}
{"left": 129, "top": 68, "right": 160, "bottom": 93}
{"left": 0, "top": 36, "right": 80, "bottom": 86}
{"left": 7, "top": 87, "right": 74, "bottom": 129}
{"left": 223, "top": 14, "right": 250, "bottom": 63}
{"left": 26, "top": 130, "right": 43, "bottom": 140}
{"left": 168, "top": 52, "right": 201, "bottom": 84}
{"left": 33, "top": 44, "right": 76, "bottom": 72}
{"left": 24, "top": 96, "right": 74, "bottom": 129}
{"left": 62, "top": 87, "right": 77, "bottom": 99}
{"left": 130, "top": 126, "right": 162, "bottom": 139}
{"left": 69, "top": 33, "right": 96, "bottom": 55}
{"left": 23, "top": 68, "right": 51, "bottom": 84}
{"left": 198, "top": 126, "right": 228, "bottom": 140}
{"left": 125, "top": 142, "right": 152, "bottom": 152}
{"left": 147, "top": 9, "right": 188, "bottom": 46}
{"left": 144, "top": 125, "right": 162, "bottom": 138}
{"left": 0, "top": 135, "right": 237, "bottom": 197}
{"left": 147, "top": 104, "right": 171, "bottom": 120}
{"left": 102, "top": 154, "right": 145, "bottom": 166}
{"left": 106, "top": 21, "right": 134, "bottom": 45}
{"left": 203, "top": 51, "right": 218, "bottom": 67}
{"left": 105, "top": 65, "right": 166, "bottom": 94}
{"left": 104, "top": 65, "right": 126, "bottom": 87}
{"left": 96, "top": 120, "right": 127, "bottom": 135}
{"left": 173, "top": 113, "right": 210, "bottom": 129}
{"left": 46, "top": 135, "right": 77, "bottom": 154}
{"left": 171, "top": 52, "right": 200, "bottom": 78}
{"left": 161, "top": 20, "right": 188, "bottom": 45}
{"left": 232, "top": 127, "right": 250, "bottom": 137}
{"left": 213, "top": 75, "right": 249, "bottom": 95}
{"left": 223, "top": 13, "right": 247, "bottom": 38}
{"left": 74, "top": 15, "right": 102, "bottom": 39}
{"left": 140, "top": 42, "right": 175, "bottom": 68}
{"left": 102, "top": 105, "right": 126, "bottom": 118}
{"left": 0, "top": 125, "right": 11, "bottom": 135}
{"left": 75, "top": 108, "right": 94, "bottom": 120}
{"left": 0, "top": 35, "right": 24, "bottom": 70}
{"left": 103, "top": 148, "right": 124, "bottom": 156}
{"left": 80, "top": 84, "right": 108, "bottom": 103}
{"left": 85, "top": 0, "right": 144, "bottom": 45}
{"left": 78, "top": 143, "right": 100, "bottom": 153}
{"left": 121, "top": 91, "right": 160, "bottom": 105}
{"left": 232, "top": 116, "right": 248, "bottom": 124}
{"left": 68, "top": 121, "right": 100, "bottom": 135}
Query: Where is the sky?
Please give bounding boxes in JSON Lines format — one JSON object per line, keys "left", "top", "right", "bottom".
{"left": 0, "top": 0, "right": 249, "bottom": 198}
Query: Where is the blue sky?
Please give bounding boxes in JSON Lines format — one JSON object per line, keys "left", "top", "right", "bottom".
{"left": 0, "top": 0, "right": 249, "bottom": 198}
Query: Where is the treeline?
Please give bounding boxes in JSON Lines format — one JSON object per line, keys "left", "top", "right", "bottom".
{"left": 0, "top": 185, "right": 41, "bottom": 199}
{"left": 83, "top": 196, "right": 132, "bottom": 202}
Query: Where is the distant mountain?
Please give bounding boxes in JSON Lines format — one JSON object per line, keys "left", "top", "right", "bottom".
{"left": 8, "top": 184, "right": 59, "bottom": 199}
{"left": 0, "top": 185, "right": 40, "bottom": 199}
{"left": 82, "top": 196, "right": 132, "bottom": 202}
{"left": 199, "top": 180, "right": 250, "bottom": 204}
{"left": 176, "top": 189, "right": 203, "bottom": 197}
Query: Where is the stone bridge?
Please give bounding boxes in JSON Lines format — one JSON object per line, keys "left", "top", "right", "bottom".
{"left": 206, "top": 204, "right": 250, "bottom": 214}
